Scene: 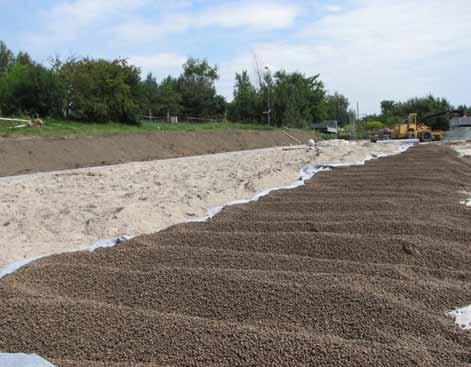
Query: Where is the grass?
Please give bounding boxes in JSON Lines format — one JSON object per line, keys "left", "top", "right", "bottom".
{"left": 0, "top": 118, "right": 278, "bottom": 138}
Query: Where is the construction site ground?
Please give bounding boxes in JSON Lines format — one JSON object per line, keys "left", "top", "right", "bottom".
{"left": 1, "top": 143, "right": 471, "bottom": 366}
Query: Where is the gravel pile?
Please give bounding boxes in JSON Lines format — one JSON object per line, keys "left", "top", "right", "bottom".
{"left": 1, "top": 144, "right": 471, "bottom": 366}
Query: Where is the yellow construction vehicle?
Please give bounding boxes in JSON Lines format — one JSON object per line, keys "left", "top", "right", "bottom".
{"left": 390, "top": 113, "right": 437, "bottom": 142}
{"left": 371, "top": 110, "right": 464, "bottom": 143}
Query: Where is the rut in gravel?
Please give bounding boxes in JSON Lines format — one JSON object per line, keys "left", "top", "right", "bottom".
{"left": 1, "top": 144, "right": 471, "bottom": 367}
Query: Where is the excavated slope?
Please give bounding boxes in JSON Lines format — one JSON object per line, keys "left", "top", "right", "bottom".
{"left": 1, "top": 144, "right": 471, "bottom": 366}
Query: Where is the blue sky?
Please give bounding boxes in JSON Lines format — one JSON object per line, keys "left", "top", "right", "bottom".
{"left": 1, "top": 0, "right": 470, "bottom": 113}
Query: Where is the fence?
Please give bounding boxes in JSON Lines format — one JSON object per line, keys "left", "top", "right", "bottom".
{"left": 142, "top": 115, "right": 223, "bottom": 124}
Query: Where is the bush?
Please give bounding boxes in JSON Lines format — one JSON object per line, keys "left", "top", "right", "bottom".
{"left": 0, "top": 62, "right": 63, "bottom": 117}
{"left": 60, "top": 58, "right": 141, "bottom": 124}
{"left": 367, "top": 121, "right": 384, "bottom": 130}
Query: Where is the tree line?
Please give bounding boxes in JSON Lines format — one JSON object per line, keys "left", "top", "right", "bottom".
{"left": 1, "top": 40, "right": 468, "bottom": 129}
{"left": 368, "top": 95, "right": 471, "bottom": 131}
{"left": 0, "top": 41, "right": 351, "bottom": 127}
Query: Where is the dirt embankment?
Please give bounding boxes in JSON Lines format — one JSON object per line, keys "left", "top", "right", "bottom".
{"left": 0, "top": 130, "right": 317, "bottom": 177}
{"left": 1, "top": 145, "right": 471, "bottom": 366}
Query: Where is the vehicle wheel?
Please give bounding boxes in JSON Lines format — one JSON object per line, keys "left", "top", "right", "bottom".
{"left": 420, "top": 131, "right": 432, "bottom": 142}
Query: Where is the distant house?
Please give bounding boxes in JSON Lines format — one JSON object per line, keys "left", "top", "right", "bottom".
{"left": 312, "top": 120, "right": 338, "bottom": 134}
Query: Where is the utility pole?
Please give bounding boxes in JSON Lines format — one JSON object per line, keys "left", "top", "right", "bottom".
{"left": 264, "top": 66, "right": 271, "bottom": 126}
{"left": 352, "top": 101, "right": 359, "bottom": 140}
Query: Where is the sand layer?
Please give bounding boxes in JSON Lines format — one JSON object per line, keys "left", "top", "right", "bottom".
{"left": 1, "top": 145, "right": 471, "bottom": 366}
{"left": 446, "top": 141, "right": 471, "bottom": 157}
{"left": 0, "top": 140, "right": 400, "bottom": 268}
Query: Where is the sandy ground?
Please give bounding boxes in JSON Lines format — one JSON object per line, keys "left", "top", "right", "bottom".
{"left": 0, "top": 140, "right": 401, "bottom": 268}
{"left": 448, "top": 141, "right": 471, "bottom": 157}
{"left": 446, "top": 141, "right": 471, "bottom": 207}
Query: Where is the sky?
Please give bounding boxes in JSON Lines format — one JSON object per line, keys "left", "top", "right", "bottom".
{"left": 0, "top": 0, "right": 470, "bottom": 113}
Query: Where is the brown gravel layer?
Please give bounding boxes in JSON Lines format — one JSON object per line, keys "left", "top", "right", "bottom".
{"left": 1, "top": 144, "right": 471, "bottom": 366}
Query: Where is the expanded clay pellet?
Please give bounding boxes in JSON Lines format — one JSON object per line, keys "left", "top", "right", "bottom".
{"left": 1, "top": 145, "right": 471, "bottom": 366}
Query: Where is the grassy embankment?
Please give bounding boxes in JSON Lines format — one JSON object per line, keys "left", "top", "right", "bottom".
{"left": 0, "top": 119, "right": 278, "bottom": 138}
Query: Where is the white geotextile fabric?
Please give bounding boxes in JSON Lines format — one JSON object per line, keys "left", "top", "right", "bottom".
{"left": 0, "top": 236, "right": 132, "bottom": 280}
{"left": 448, "top": 306, "right": 471, "bottom": 330}
{"left": 0, "top": 353, "right": 55, "bottom": 366}
{"left": 376, "top": 139, "right": 420, "bottom": 145}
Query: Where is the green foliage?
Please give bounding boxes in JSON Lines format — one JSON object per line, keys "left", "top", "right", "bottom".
{"left": 367, "top": 121, "right": 384, "bottom": 129}
{"left": 320, "top": 132, "right": 337, "bottom": 140}
{"left": 15, "top": 51, "right": 33, "bottom": 65}
{"left": 0, "top": 44, "right": 45, "bottom": 117}
{"left": 325, "top": 92, "right": 350, "bottom": 125}
{"left": 456, "top": 104, "right": 471, "bottom": 116}
{"left": 177, "top": 58, "right": 225, "bottom": 118}
{"left": 0, "top": 62, "right": 63, "bottom": 117}
{"left": 379, "top": 95, "right": 453, "bottom": 130}
{"left": 340, "top": 121, "right": 370, "bottom": 140}
{"left": 0, "top": 41, "right": 14, "bottom": 75}
{"left": 228, "top": 69, "right": 327, "bottom": 128}
{"left": 272, "top": 71, "right": 326, "bottom": 128}
{"left": 139, "top": 73, "right": 184, "bottom": 117}
{"left": 140, "top": 73, "right": 159, "bottom": 114}
{"left": 140, "top": 58, "right": 228, "bottom": 120}
{"left": 2, "top": 39, "right": 465, "bottom": 132}
{"left": 0, "top": 40, "right": 326, "bottom": 128}
{"left": 380, "top": 100, "right": 395, "bottom": 116}
{"left": 228, "top": 70, "right": 262, "bottom": 123}
{"left": 60, "top": 58, "right": 141, "bottom": 123}
{"left": 156, "top": 76, "right": 182, "bottom": 115}
{"left": 0, "top": 119, "right": 276, "bottom": 138}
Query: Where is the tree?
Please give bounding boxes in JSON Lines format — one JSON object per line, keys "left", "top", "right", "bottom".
{"left": 155, "top": 76, "right": 182, "bottom": 116}
{"left": 60, "top": 58, "right": 141, "bottom": 123}
{"left": 228, "top": 70, "right": 261, "bottom": 123}
{"left": 271, "top": 71, "right": 326, "bottom": 128}
{"left": 177, "top": 58, "right": 225, "bottom": 118}
{"left": 378, "top": 95, "right": 453, "bottom": 130}
{"left": 16, "top": 51, "right": 33, "bottom": 65}
{"left": 325, "top": 92, "right": 350, "bottom": 125}
{"left": 0, "top": 62, "right": 64, "bottom": 117}
{"left": 380, "top": 100, "right": 396, "bottom": 116}
{"left": 456, "top": 104, "right": 471, "bottom": 116}
{"left": 0, "top": 41, "right": 14, "bottom": 74}
{"left": 140, "top": 72, "right": 160, "bottom": 116}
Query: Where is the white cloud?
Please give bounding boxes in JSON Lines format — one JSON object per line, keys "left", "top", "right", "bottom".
{"left": 113, "top": 1, "right": 299, "bottom": 42}
{"left": 202, "top": 1, "right": 299, "bottom": 30}
{"left": 218, "top": 0, "right": 471, "bottom": 111}
{"left": 26, "top": 0, "right": 147, "bottom": 45}
{"left": 302, "top": 0, "right": 471, "bottom": 62}
{"left": 112, "top": 14, "right": 191, "bottom": 42}
{"left": 325, "top": 5, "right": 342, "bottom": 13}
{"left": 129, "top": 53, "right": 187, "bottom": 77}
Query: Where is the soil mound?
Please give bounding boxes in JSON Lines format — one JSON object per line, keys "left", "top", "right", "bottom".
{"left": 0, "top": 130, "right": 316, "bottom": 177}
{"left": 1, "top": 145, "right": 471, "bottom": 366}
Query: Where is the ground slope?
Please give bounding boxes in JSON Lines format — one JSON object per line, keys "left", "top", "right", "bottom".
{"left": 1, "top": 145, "right": 471, "bottom": 366}
{"left": 0, "top": 130, "right": 316, "bottom": 177}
